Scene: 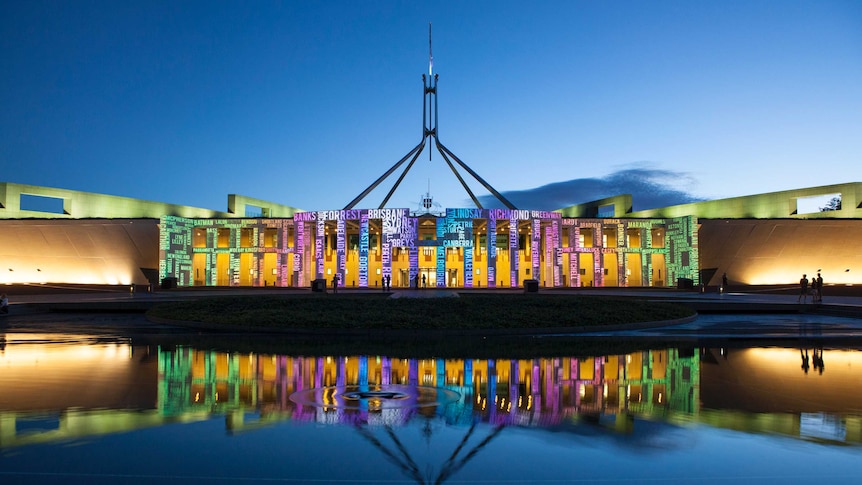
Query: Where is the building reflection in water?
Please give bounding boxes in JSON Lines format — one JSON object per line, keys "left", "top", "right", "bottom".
{"left": 157, "top": 349, "right": 699, "bottom": 429}
{"left": 3, "top": 340, "right": 862, "bottom": 450}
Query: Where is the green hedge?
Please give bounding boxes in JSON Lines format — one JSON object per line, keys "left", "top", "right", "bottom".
{"left": 147, "top": 293, "right": 694, "bottom": 330}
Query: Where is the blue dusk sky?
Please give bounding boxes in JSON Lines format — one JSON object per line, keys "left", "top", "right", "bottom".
{"left": 2, "top": 1, "right": 860, "bottom": 213}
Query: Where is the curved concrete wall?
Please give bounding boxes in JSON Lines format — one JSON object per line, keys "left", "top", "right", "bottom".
{"left": 698, "top": 219, "right": 862, "bottom": 286}
{"left": 0, "top": 219, "right": 159, "bottom": 285}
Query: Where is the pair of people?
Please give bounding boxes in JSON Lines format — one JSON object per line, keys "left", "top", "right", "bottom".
{"left": 798, "top": 273, "right": 824, "bottom": 303}
{"left": 0, "top": 293, "right": 8, "bottom": 314}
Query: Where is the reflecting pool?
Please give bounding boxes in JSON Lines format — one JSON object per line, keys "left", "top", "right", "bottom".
{"left": 2, "top": 333, "right": 862, "bottom": 484}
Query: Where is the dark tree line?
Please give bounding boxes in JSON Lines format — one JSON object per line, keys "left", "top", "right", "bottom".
{"left": 820, "top": 196, "right": 842, "bottom": 212}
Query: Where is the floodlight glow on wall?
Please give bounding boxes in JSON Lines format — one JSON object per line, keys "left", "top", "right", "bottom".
{"left": 745, "top": 267, "right": 855, "bottom": 286}
{"left": 0, "top": 264, "right": 134, "bottom": 286}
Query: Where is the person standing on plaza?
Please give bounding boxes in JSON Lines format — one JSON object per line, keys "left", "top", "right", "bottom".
{"left": 721, "top": 272, "right": 728, "bottom": 293}
{"left": 815, "top": 272, "right": 823, "bottom": 303}
{"left": 798, "top": 274, "right": 809, "bottom": 303}
{"left": 331, "top": 273, "right": 339, "bottom": 294}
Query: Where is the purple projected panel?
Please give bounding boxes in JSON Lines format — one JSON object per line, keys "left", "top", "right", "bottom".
{"left": 464, "top": 246, "right": 473, "bottom": 288}
{"left": 370, "top": 208, "right": 413, "bottom": 284}
{"left": 487, "top": 217, "right": 496, "bottom": 288}
{"left": 509, "top": 217, "right": 518, "bottom": 288}
{"left": 359, "top": 211, "right": 369, "bottom": 287}
{"left": 281, "top": 222, "right": 293, "bottom": 286}
{"left": 294, "top": 212, "right": 316, "bottom": 285}
{"left": 381, "top": 232, "right": 391, "bottom": 282}
{"left": 404, "top": 215, "right": 418, "bottom": 247}
{"left": 436, "top": 217, "right": 445, "bottom": 287}
{"left": 315, "top": 216, "right": 325, "bottom": 279}
{"left": 570, "top": 252, "right": 579, "bottom": 287}
{"left": 336, "top": 219, "right": 345, "bottom": 287}
{"left": 531, "top": 219, "right": 541, "bottom": 280}
{"left": 565, "top": 220, "right": 578, "bottom": 287}
{"left": 295, "top": 222, "right": 304, "bottom": 284}
{"left": 596, "top": 250, "right": 605, "bottom": 287}
{"left": 552, "top": 220, "right": 561, "bottom": 287}
{"left": 409, "top": 246, "right": 418, "bottom": 287}
{"left": 548, "top": 221, "right": 559, "bottom": 287}
{"left": 407, "top": 217, "right": 418, "bottom": 286}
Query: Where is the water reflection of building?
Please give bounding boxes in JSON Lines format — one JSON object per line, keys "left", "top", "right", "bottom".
{"left": 700, "top": 347, "right": 862, "bottom": 443}
{"left": 157, "top": 348, "right": 701, "bottom": 428}
{"left": 0, "top": 337, "right": 159, "bottom": 448}
{"left": 6, "top": 342, "right": 862, "bottom": 449}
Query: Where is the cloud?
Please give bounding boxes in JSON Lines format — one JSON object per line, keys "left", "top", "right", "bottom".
{"left": 477, "top": 164, "right": 705, "bottom": 211}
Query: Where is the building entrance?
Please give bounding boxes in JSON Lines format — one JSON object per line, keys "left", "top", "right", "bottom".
{"left": 418, "top": 268, "right": 434, "bottom": 288}
{"left": 447, "top": 268, "right": 458, "bottom": 287}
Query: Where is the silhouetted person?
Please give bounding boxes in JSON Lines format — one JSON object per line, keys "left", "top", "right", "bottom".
{"left": 422, "top": 274, "right": 427, "bottom": 288}
{"left": 331, "top": 274, "right": 339, "bottom": 294}
{"left": 813, "top": 348, "right": 825, "bottom": 375}
{"left": 722, "top": 273, "right": 728, "bottom": 293}
{"left": 815, "top": 273, "right": 823, "bottom": 303}
{"left": 800, "top": 349, "right": 809, "bottom": 374}
{"left": 798, "top": 274, "right": 809, "bottom": 303}
{"left": 0, "top": 293, "right": 8, "bottom": 314}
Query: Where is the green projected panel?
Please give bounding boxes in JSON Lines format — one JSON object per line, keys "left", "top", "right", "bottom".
{"left": 666, "top": 216, "right": 699, "bottom": 285}
{"left": 558, "top": 217, "right": 694, "bottom": 287}
{"left": 159, "top": 216, "right": 194, "bottom": 287}
{"left": 160, "top": 216, "right": 294, "bottom": 287}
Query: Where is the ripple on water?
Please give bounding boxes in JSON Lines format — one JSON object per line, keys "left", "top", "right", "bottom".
{"left": 289, "top": 385, "right": 460, "bottom": 410}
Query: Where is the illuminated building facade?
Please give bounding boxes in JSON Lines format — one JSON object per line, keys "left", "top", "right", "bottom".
{"left": 159, "top": 210, "right": 698, "bottom": 289}
{"left": 2, "top": 180, "right": 861, "bottom": 288}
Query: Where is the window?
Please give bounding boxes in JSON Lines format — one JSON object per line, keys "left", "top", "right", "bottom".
{"left": 580, "top": 228, "right": 593, "bottom": 248}
{"left": 651, "top": 228, "right": 665, "bottom": 248}
{"left": 264, "top": 228, "right": 278, "bottom": 248}
{"left": 240, "top": 228, "right": 254, "bottom": 247}
{"left": 626, "top": 228, "right": 641, "bottom": 248}
{"left": 193, "top": 229, "right": 207, "bottom": 248}
{"left": 217, "top": 228, "right": 231, "bottom": 248}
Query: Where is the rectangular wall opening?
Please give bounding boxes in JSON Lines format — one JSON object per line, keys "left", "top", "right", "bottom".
{"left": 597, "top": 204, "right": 615, "bottom": 218}
{"left": 244, "top": 205, "right": 270, "bottom": 217}
{"left": 20, "top": 194, "right": 67, "bottom": 214}
{"left": 796, "top": 193, "right": 841, "bottom": 214}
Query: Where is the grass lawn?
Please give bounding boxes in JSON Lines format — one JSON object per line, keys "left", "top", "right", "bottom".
{"left": 146, "top": 293, "right": 694, "bottom": 331}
